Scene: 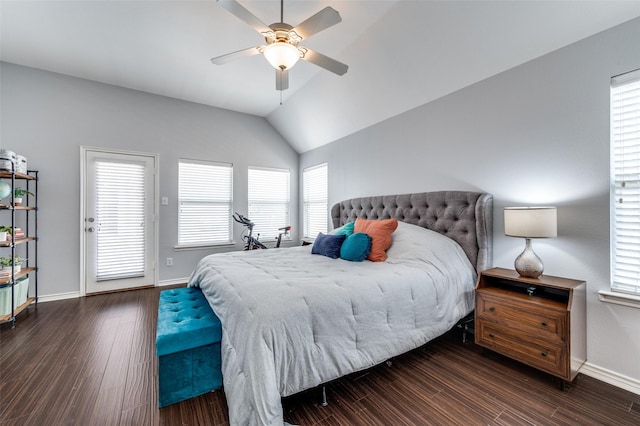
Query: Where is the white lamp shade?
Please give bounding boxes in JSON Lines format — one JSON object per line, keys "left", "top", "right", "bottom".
{"left": 504, "top": 207, "right": 557, "bottom": 238}
{"left": 263, "top": 42, "right": 300, "bottom": 70}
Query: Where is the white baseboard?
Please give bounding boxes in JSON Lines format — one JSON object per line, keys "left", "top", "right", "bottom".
{"left": 580, "top": 362, "right": 640, "bottom": 395}
{"left": 157, "top": 277, "right": 189, "bottom": 287}
{"left": 36, "top": 291, "right": 81, "bottom": 303}
{"left": 35, "top": 279, "right": 188, "bottom": 302}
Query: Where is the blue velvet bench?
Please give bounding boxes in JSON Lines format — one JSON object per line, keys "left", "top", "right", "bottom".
{"left": 156, "top": 287, "right": 223, "bottom": 407}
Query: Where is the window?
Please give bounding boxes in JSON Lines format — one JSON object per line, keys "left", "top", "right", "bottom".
{"left": 178, "top": 160, "right": 233, "bottom": 246}
{"left": 248, "top": 167, "right": 290, "bottom": 240}
{"left": 611, "top": 69, "right": 640, "bottom": 295}
{"left": 95, "top": 160, "right": 145, "bottom": 280}
{"left": 303, "top": 163, "right": 328, "bottom": 238}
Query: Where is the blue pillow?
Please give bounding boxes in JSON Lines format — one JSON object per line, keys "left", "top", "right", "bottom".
{"left": 340, "top": 233, "right": 372, "bottom": 262}
{"left": 311, "top": 233, "right": 346, "bottom": 259}
{"left": 330, "top": 221, "right": 355, "bottom": 236}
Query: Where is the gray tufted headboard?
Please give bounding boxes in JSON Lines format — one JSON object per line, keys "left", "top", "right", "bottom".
{"left": 331, "top": 191, "right": 493, "bottom": 272}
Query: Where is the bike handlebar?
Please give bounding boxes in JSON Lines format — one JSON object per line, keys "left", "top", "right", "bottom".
{"left": 233, "top": 212, "right": 254, "bottom": 227}
{"left": 234, "top": 213, "right": 290, "bottom": 242}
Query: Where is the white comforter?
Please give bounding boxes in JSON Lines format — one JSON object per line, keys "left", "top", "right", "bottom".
{"left": 188, "top": 221, "right": 476, "bottom": 425}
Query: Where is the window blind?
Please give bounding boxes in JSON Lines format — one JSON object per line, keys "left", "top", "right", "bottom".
{"left": 178, "top": 160, "right": 233, "bottom": 246}
{"left": 611, "top": 69, "right": 640, "bottom": 295}
{"left": 303, "top": 163, "right": 328, "bottom": 238}
{"left": 248, "top": 167, "right": 290, "bottom": 240}
{"left": 95, "top": 160, "right": 145, "bottom": 281}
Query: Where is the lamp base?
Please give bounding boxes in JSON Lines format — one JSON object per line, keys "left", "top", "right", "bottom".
{"left": 514, "top": 238, "right": 544, "bottom": 278}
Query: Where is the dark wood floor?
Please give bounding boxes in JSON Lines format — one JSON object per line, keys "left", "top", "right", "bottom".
{"left": 1, "top": 286, "right": 639, "bottom": 426}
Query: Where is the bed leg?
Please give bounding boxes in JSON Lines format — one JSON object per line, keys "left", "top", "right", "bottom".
{"left": 320, "top": 386, "right": 328, "bottom": 407}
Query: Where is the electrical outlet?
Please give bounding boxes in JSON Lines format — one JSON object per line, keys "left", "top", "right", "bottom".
{"left": 166, "top": 257, "right": 173, "bottom": 267}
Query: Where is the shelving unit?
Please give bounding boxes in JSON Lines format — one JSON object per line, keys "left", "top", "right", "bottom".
{"left": 0, "top": 168, "right": 38, "bottom": 327}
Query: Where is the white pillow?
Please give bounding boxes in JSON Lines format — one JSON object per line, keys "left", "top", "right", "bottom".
{"left": 385, "top": 221, "right": 472, "bottom": 270}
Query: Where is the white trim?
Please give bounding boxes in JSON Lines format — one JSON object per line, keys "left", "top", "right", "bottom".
{"left": 37, "top": 291, "right": 81, "bottom": 303}
{"left": 611, "top": 67, "right": 640, "bottom": 86}
{"left": 174, "top": 242, "right": 236, "bottom": 251}
{"left": 80, "top": 146, "right": 160, "bottom": 296}
{"left": 580, "top": 362, "right": 640, "bottom": 396}
{"left": 248, "top": 165, "right": 290, "bottom": 173}
{"left": 35, "top": 280, "right": 187, "bottom": 301}
{"left": 598, "top": 290, "right": 640, "bottom": 309}
{"left": 303, "top": 162, "right": 328, "bottom": 173}
{"left": 179, "top": 158, "right": 232, "bottom": 168}
{"left": 157, "top": 277, "right": 189, "bottom": 287}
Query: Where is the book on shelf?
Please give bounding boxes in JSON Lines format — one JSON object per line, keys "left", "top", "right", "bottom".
{"left": 6, "top": 229, "right": 25, "bottom": 240}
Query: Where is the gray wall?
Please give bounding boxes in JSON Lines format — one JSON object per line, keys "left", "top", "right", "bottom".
{"left": 0, "top": 62, "right": 299, "bottom": 296}
{"left": 300, "top": 18, "right": 640, "bottom": 383}
{"left": 3, "top": 16, "right": 639, "bottom": 386}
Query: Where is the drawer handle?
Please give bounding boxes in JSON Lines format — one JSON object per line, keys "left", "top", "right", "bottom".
{"left": 489, "top": 307, "right": 495, "bottom": 312}
{"left": 489, "top": 333, "right": 494, "bottom": 338}
{"left": 541, "top": 321, "right": 548, "bottom": 327}
{"left": 541, "top": 351, "right": 547, "bottom": 357}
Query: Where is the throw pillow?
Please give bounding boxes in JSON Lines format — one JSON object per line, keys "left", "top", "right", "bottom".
{"left": 311, "top": 233, "right": 347, "bottom": 259}
{"left": 329, "top": 221, "right": 355, "bottom": 236}
{"left": 354, "top": 218, "right": 398, "bottom": 262}
{"left": 340, "top": 233, "right": 372, "bottom": 262}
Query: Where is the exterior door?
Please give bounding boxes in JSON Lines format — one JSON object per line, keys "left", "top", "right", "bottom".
{"left": 82, "top": 148, "right": 157, "bottom": 294}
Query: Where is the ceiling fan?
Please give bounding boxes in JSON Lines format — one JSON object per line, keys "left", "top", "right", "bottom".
{"left": 211, "top": 0, "right": 348, "bottom": 91}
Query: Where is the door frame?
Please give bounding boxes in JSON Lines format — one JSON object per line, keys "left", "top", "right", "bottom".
{"left": 80, "top": 146, "right": 159, "bottom": 296}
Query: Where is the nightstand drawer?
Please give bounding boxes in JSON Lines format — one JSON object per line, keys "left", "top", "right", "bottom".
{"left": 476, "top": 292, "right": 567, "bottom": 343}
{"left": 477, "top": 322, "right": 568, "bottom": 377}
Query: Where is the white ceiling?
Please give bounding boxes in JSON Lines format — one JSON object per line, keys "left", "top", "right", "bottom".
{"left": 2, "top": 1, "right": 640, "bottom": 153}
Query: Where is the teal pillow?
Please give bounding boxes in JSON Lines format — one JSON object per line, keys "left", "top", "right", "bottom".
{"left": 330, "top": 221, "right": 355, "bottom": 236}
{"left": 340, "top": 233, "right": 372, "bottom": 262}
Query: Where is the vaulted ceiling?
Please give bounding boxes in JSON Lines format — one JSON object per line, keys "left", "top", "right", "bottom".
{"left": 2, "top": 1, "right": 640, "bottom": 153}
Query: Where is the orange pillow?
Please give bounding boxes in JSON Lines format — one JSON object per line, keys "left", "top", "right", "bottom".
{"left": 354, "top": 218, "right": 398, "bottom": 262}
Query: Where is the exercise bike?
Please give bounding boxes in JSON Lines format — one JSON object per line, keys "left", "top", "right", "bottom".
{"left": 275, "top": 225, "right": 292, "bottom": 248}
{"left": 233, "top": 212, "right": 290, "bottom": 250}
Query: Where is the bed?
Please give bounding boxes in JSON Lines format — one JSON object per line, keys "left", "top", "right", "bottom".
{"left": 188, "top": 190, "right": 493, "bottom": 425}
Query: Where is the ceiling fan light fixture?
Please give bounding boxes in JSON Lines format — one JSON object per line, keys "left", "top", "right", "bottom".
{"left": 263, "top": 42, "right": 300, "bottom": 70}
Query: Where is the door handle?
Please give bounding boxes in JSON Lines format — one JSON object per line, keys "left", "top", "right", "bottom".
{"left": 87, "top": 227, "right": 94, "bottom": 232}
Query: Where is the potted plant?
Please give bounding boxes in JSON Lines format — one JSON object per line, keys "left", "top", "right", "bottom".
{"left": 0, "top": 226, "right": 11, "bottom": 242}
{"left": 0, "top": 256, "right": 25, "bottom": 275}
{"left": 13, "top": 189, "right": 33, "bottom": 206}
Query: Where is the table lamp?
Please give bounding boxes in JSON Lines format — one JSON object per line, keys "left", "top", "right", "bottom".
{"left": 504, "top": 207, "right": 557, "bottom": 278}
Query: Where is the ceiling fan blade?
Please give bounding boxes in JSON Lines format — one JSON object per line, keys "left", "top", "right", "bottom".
{"left": 217, "top": 0, "right": 271, "bottom": 34}
{"left": 210, "top": 46, "right": 261, "bottom": 65}
{"left": 292, "top": 7, "right": 342, "bottom": 39}
{"left": 276, "top": 69, "right": 289, "bottom": 91}
{"left": 301, "top": 48, "right": 348, "bottom": 76}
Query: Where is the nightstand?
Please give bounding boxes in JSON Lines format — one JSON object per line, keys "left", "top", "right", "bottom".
{"left": 475, "top": 267, "right": 586, "bottom": 388}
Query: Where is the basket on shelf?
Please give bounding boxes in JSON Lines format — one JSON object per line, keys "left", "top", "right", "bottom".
{"left": 0, "top": 277, "right": 29, "bottom": 316}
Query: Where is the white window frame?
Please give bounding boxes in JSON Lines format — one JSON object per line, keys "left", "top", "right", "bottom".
{"left": 605, "top": 68, "right": 640, "bottom": 308}
{"left": 177, "top": 159, "right": 233, "bottom": 248}
{"left": 303, "top": 163, "right": 328, "bottom": 239}
{"left": 248, "top": 167, "right": 290, "bottom": 242}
